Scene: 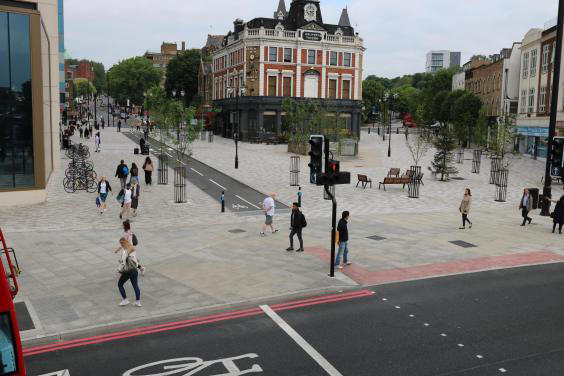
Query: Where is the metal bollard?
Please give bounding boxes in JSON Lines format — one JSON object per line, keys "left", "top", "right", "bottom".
{"left": 368, "top": 127, "right": 371, "bottom": 134}
{"left": 396, "top": 127, "right": 399, "bottom": 134}
{"left": 221, "top": 191, "right": 225, "bottom": 212}
{"left": 297, "top": 186, "right": 302, "bottom": 207}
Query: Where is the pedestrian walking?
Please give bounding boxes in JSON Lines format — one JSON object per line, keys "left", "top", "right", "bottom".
{"left": 260, "top": 193, "right": 278, "bottom": 237}
{"left": 84, "top": 127, "right": 90, "bottom": 139}
{"left": 120, "top": 183, "right": 132, "bottom": 220}
{"left": 94, "top": 132, "right": 101, "bottom": 152}
{"left": 115, "top": 160, "right": 129, "bottom": 189}
{"left": 115, "top": 238, "right": 141, "bottom": 307}
{"left": 286, "top": 202, "right": 307, "bottom": 252}
{"left": 121, "top": 220, "right": 146, "bottom": 274}
{"left": 519, "top": 188, "right": 533, "bottom": 226}
{"left": 131, "top": 180, "right": 140, "bottom": 217}
{"left": 97, "top": 176, "right": 112, "bottom": 214}
{"left": 130, "top": 162, "right": 139, "bottom": 184}
{"left": 545, "top": 195, "right": 564, "bottom": 234}
{"left": 117, "top": 119, "right": 121, "bottom": 132}
{"left": 142, "top": 157, "right": 153, "bottom": 185}
{"left": 458, "top": 188, "right": 473, "bottom": 229}
{"left": 79, "top": 126, "right": 83, "bottom": 138}
{"left": 335, "top": 211, "right": 351, "bottom": 269}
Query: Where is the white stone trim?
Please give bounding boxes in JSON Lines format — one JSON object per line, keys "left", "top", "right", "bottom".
{"left": 259, "top": 45, "right": 265, "bottom": 96}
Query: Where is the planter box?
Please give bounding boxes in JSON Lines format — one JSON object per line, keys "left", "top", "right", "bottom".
{"left": 339, "top": 139, "right": 358, "bottom": 156}
{"left": 288, "top": 142, "right": 309, "bottom": 155}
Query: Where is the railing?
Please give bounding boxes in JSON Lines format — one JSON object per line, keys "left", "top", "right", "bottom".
{"left": 234, "top": 28, "right": 362, "bottom": 46}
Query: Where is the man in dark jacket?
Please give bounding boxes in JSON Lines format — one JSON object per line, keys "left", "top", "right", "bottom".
{"left": 286, "top": 203, "right": 306, "bottom": 252}
{"left": 335, "top": 211, "right": 350, "bottom": 269}
{"left": 115, "top": 160, "right": 128, "bottom": 189}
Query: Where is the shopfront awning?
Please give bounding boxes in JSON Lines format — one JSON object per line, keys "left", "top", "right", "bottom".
{"left": 516, "top": 126, "right": 548, "bottom": 137}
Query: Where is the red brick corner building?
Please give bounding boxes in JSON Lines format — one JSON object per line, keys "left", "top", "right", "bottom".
{"left": 210, "top": 0, "right": 365, "bottom": 140}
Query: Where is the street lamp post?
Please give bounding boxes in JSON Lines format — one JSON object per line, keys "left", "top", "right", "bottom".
{"left": 172, "top": 89, "right": 186, "bottom": 143}
{"left": 228, "top": 85, "right": 246, "bottom": 169}
{"left": 388, "top": 93, "right": 398, "bottom": 158}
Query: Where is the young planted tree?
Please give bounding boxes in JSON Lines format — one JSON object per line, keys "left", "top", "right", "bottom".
{"left": 431, "top": 127, "right": 458, "bottom": 181}
{"left": 406, "top": 129, "right": 431, "bottom": 167}
{"left": 168, "top": 99, "right": 202, "bottom": 165}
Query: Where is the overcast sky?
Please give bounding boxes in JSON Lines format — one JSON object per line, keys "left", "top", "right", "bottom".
{"left": 64, "top": 0, "right": 559, "bottom": 78}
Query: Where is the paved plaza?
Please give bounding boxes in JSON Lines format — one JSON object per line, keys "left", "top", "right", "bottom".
{"left": 2, "top": 124, "right": 563, "bottom": 342}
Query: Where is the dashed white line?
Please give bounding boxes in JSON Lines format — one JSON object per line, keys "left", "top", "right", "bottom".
{"left": 190, "top": 168, "right": 203, "bottom": 176}
{"left": 382, "top": 298, "right": 388, "bottom": 301}
{"left": 260, "top": 305, "right": 343, "bottom": 376}
{"left": 235, "top": 195, "right": 261, "bottom": 209}
{"left": 499, "top": 368, "right": 507, "bottom": 373}
{"left": 209, "top": 179, "right": 227, "bottom": 191}
{"left": 394, "top": 306, "right": 401, "bottom": 309}
{"left": 440, "top": 333, "right": 447, "bottom": 337}
{"left": 457, "top": 344, "right": 464, "bottom": 348}
{"left": 423, "top": 323, "right": 430, "bottom": 327}
{"left": 409, "top": 314, "right": 415, "bottom": 318}
{"left": 476, "top": 355, "right": 484, "bottom": 359}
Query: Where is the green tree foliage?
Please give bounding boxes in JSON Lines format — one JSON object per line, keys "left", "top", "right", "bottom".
{"left": 451, "top": 92, "right": 482, "bottom": 147}
{"left": 107, "top": 57, "right": 162, "bottom": 105}
{"left": 91, "top": 61, "right": 106, "bottom": 93}
{"left": 165, "top": 49, "right": 202, "bottom": 107}
{"left": 431, "top": 127, "right": 458, "bottom": 181}
{"left": 74, "top": 78, "right": 96, "bottom": 98}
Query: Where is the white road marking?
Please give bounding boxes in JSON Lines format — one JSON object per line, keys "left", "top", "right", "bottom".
{"left": 440, "top": 333, "right": 447, "bottom": 337}
{"left": 499, "top": 368, "right": 507, "bottom": 373}
{"left": 209, "top": 179, "right": 227, "bottom": 190}
{"left": 382, "top": 298, "right": 387, "bottom": 301}
{"left": 457, "top": 344, "right": 464, "bottom": 348}
{"left": 236, "top": 195, "right": 261, "bottom": 209}
{"left": 38, "top": 371, "right": 70, "bottom": 376}
{"left": 190, "top": 168, "right": 204, "bottom": 176}
{"left": 166, "top": 153, "right": 174, "bottom": 159}
{"left": 476, "top": 355, "right": 484, "bottom": 359}
{"left": 260, "top": 305, "right": 343, "bottom": 376}
{"left": 409, "top": 314, "right": 415, "bottom": 318}
{"left": 424, "top": 323, "right": 430, "bottom": 327}
{"left": 394, "top": 306, "right": 401, "bottom": 309}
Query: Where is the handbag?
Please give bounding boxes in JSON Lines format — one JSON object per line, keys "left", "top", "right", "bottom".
{"left": 132, "top": 233, "right": 139, "bottom": 246}
{"left": 96, "top": 196, "right": 101, "bottom": 207}
{"left": 123, "top": 255, "right": 137, "bottom": 273}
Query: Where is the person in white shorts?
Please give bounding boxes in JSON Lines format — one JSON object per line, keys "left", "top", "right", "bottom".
{"left": 261, "top": 193, "right": 278, "bottom": 237}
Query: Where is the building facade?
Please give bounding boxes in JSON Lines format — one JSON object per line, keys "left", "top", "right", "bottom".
{"left": 425, "top": 50, "right": 461, "bottom": 73}
{"left": 516, "top": 26, "right": 564, "bottom": 159}
{"left": 144, "top": 41, "right": 186, "bottom": 85}
{"left": 209, "top": 0, "right": 365, "bottom": 141}
{"left": 452, "top": 71, "right": 465, "bottom": 91}
{"left": 0, "top": 0, "right": 61, "bottom": 206}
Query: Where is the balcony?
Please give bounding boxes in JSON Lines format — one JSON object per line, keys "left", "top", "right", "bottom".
{"left": 229, "top": 28, "right": 363, "bottom": 47}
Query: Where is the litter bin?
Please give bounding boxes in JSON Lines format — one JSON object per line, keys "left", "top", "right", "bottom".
{"left": 528, "top": 188, "right": 539, "bottom": 209}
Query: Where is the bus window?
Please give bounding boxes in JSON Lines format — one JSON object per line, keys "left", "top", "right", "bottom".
{"left": 0, "top": 313, "right": 16, "bottom": 375}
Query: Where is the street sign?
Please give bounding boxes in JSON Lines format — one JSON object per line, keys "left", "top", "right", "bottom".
{"left": 303, "top": 32, "right": 322, "bottom": 41}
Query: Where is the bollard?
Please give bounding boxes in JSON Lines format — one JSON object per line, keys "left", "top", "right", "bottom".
{"left": 396, "top": 127, "right": 399, "bottom": 134}
{"left": 297, "top": 186, "right": 302, "bottom": 207}
{"left": 368, "top": 127, "right": 371, "bottom": 134}
{"left": 221, "top": 191, "right": 225, "bottom": 212}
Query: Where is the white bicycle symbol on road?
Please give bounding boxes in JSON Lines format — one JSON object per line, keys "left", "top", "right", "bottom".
{"left": 232, "top": 204, "right": 248, "bottom": 209}
{"left": 122, "top": 353, "right": 263, "bottom": 376}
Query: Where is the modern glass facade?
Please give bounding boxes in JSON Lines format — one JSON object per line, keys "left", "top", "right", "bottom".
{"left": 0, "top": 11, "right": 35, "bottom": 189}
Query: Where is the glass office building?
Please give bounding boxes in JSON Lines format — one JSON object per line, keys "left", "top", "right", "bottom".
{"left": 0, "top": 0, "right": 60, "bottom": 205}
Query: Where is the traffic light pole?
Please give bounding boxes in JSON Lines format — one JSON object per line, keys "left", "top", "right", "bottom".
{"left": 324, "top": 138, "right": 337, "bottom": 277}
{"left": 541, "top": 0, "right": 564, "bottom": 216}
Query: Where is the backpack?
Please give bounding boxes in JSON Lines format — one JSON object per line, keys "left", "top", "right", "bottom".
{"left": 123, "top": 255, "right": 137, "bottom": 273}
{"left": 116, "top": 189, "right": 125, "bottom": 203}
{"left": 132, "top": 233, "right": 138, "bottom": 246}
{"left": 122, "top": 165, "right": 129, "bottom": 177}
{"left": 95, "top": 196, "right": 101, "bottom": 207}
{"left": 301, "top": 213, "right": 307, "bottom": 228}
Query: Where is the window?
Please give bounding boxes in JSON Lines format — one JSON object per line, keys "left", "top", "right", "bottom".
{"left": 542, "top": 45, "right": 549, "bottom": 73}
{"left": 283, "top": 76, "right": 292, "bottom": 97}
{"left": 0, "top": 314, "right": 17, "bottom": 374}
{"left": 530, "top": 49, "right": 537, "bottom": 77}
{"left": 307, "top": 49, "right": 316, "bottom": 65}
{"left": 522, "top": 52, "right": 529, "bottom": 79}
{"left": 552, "top": 42, "right": 556, "bottom": 71}
{"left": 269, "top": 47, "right": 277, "bottom": 62}
{"left": 528, "top": 88, "right": 535, "bottom": 113}
{"left": 342, "top": 80, "right": 350, "bottom": 99}
{"left": 539, "top": 86, "right": 546, "bottom": 112}
{"left": 268, "top": 76, "right": 277, "bottom": 96}
{"left": 343, "top": 52, "right": 351, "bottom": 67}
{"left": 284, "top": 48, "right": 292, "bottom": 63}
{"left": 328, "top": 79, "right": 337, "bottom": 98}
{"left": 520, "top": 89, "right": 527, "bottom": 113}
{"left": 330, "top": 51, "right": 338, "bottom": 66}
{"left": 0, "top": 11, "right": 35, "bottom": 189}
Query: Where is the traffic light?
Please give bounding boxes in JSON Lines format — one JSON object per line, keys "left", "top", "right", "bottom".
{"left": 328, "top": 159, "right": 340, "bottom": 173}
{"left": 308, "top": 135, "right": 324, "bottom": 184}
{"left": 315, "top": 171, "right": 351, "bottom": 186}
{"left": 551, "top": 137, "right": 564, "bottom": 178}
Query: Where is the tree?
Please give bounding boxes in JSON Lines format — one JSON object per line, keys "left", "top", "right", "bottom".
{"left": 107, "top": 57, "right": 162, "bottom": 105}
{"left": 362, "top": 79, "right": 385, "bottom": 118}
{"left": 431, "top": 127, "right": 458, "bottom": 181}
{"left": 431, "top": 90, "right": 450, "bottom": 125}
{"left": 451, "top": 92, "right": 482, "bottom": 147}
{"left": 406, "top": 129, "right": 431, "bottom": 166}
{"left": 91, "top": 61, "right": 106, "bottom": 93}
{"left": 168, "top": 99, "right": 202, "bottom": 164}
{"left": 74, "top": 78, "right": 96, "bottom": 98}
{"left": 493, "top": 114, "right": 516, "bottom": 157}
{"left": 165, "top": 49, "right": 202, "bottom": 106}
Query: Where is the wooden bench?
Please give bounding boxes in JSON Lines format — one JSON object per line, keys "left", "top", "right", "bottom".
{"left": 387, "top": 168, "right": 401, "bottom": 177}
{"left": 356, "top": 174, "right": 372, "bottom": 189}
{"left": 378, "top": 176, "right": 411, "bottom": 190}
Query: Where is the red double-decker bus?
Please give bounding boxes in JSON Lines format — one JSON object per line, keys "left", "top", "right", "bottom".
{"left": 0, "top": 228, "right": 25, "bottom": 376}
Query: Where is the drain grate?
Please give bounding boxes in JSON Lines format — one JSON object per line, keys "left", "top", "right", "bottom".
{"left": 15, "top": 302, "right": 35, "bottom": 331}
{"left": 367, "top": 235, "right": 386, "bottom": 241}
{"left": 449, "top": 240, "right": 477, "bottom": 248}
{"left": 228, "top": 229, "right": 246, "bottom": 234}
{"left": 451, "top": 177, "right": 465, "bottom": 180}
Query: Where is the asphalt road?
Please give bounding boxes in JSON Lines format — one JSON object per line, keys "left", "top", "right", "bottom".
{"left": 26, "top": 263, "right": 564, "bottom": 375}
{"left": 122, "top": 131, "right": 289, "bottom": 214}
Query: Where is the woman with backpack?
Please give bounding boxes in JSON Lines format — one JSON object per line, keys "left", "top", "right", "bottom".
{"left": 120, "top": 220, "right": 146, "bottom": 275}
{"left": 130, "top": 162, "right": 139, "bottom": 184}
{"left": 131, "top": 180, "right": 140, "bottom": 217}
{"left": 142, "top": 157, "right": 154, "bottom": 185}
{"left": 115, "top": 238, "right": 141, "bottom": 307}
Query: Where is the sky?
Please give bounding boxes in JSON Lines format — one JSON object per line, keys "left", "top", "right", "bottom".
{"left": 64, "top": 0, "right": 559, "bottom": 78}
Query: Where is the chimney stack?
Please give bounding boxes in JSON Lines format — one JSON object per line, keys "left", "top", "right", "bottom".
{"left": 182, "top": 41, "right": 185, "bottom": 51}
